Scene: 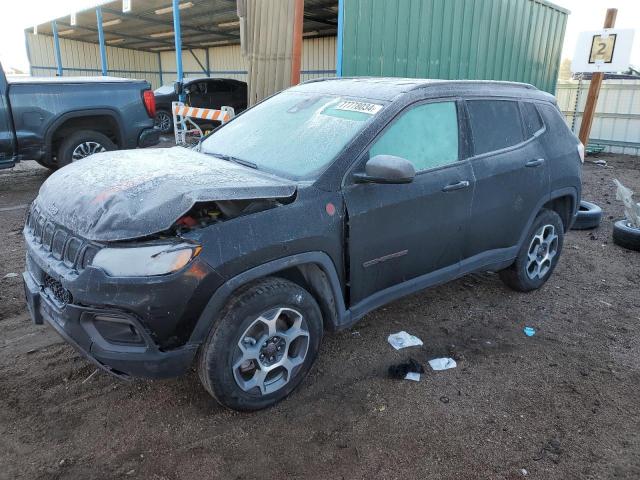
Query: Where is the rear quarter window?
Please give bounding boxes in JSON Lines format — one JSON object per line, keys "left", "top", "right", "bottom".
{"left": 521, "top": 102, "right": 544, "bottom": 137}
{"left": 467, "top": 100, "right": 524, "bottom": 155}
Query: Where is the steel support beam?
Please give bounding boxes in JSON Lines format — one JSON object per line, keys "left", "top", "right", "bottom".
{"left": 158, "top": 52, "right": 163, "bottom": 86}
{"left": 51, "top": 20, "right": 64, "bottom": 76}
{"left": 96, "top": 7, "right": 108, "bottom": 76}
{"left": 173, "top": 0, "right": 185, "bottom": 101}
{"left": 189, "top": 49, "right": 208, "bottom": 75}
{"left": 336, "top": 0, "right": 344, "bottom": 77}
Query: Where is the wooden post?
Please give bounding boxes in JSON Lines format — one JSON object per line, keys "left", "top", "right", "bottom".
{"left": 578, "top": 8, "right": 617, "bottom": 147}
{"left": 290, "top": 0, "right": 304, "bottom": 85}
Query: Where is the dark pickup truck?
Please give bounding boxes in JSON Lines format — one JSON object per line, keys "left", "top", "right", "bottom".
{"left": 0, "top": 64, "right": 159, "bottom": 170}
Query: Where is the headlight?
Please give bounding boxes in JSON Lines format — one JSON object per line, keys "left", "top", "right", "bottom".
{"left": 91, "top": 243, "right": 201, "bottom": 277}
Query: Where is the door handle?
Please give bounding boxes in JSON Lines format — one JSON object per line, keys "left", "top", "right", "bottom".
{"left": 526, "top": 158, "right": 545, "bottom": 167}
{"left": 442, "top": 180, "right": 470, "bottom": 192}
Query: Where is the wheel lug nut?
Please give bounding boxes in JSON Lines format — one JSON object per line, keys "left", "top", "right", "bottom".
{"left": 260, "top": 354, "right": 265, "bottom": 359}
{"left": 270, "top": 356, "right": 275, "bottom": 361}
{"left": 277, "top": 346, "right": 281, "bottom": 351}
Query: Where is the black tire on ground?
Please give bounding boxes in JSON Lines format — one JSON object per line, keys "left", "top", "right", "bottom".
{"left": 572, "top": 200, "right": 603, "bottom": 230}
{"left": 57, "top": 130, "right": 116, "bottom": 168}
{"left": 197, "top": 277, "right": 323, "bottom": 411}
{"left": 499, "top": 208, "right": 565, "bottom": 292}
{"left": 612, "top": 220, "right": 640, "bottom": 252}
{"left": 154, "top": 110, "right": 173, "bottom": 133}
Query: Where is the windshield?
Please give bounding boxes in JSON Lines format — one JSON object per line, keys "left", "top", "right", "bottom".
{"left": 200, "top": 91, "right": 384, "bottom": 180}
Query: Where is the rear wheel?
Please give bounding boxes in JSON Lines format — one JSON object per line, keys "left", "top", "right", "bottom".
{"left": 500, "top": 209, "right": 564, "bottom": 292}
{"left": 198, "top": 277, "right": 323, "bottom": 411}
{"left": 57, "top": 130, "right": 116, "bottom": 167}
{"left": 154, "top": 110, "right": 173, "bottom": 133}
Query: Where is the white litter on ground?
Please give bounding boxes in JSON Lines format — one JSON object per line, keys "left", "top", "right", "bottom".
{"left": 404, "top": 372, "right": 421, "bottom": 382}
{"left": 387, "top": 331, "right": 423, "bottom": 350}
{"left": 3, "top": 273, "right": 18, "bottom": 279}
{"left": 428, "top": 357, "right": 457, "bottom": 371}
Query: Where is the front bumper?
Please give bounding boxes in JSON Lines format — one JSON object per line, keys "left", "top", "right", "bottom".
{"left": 138, "top": 127, "right": 161, "bottom": 148}
{"left": 23, "top": 270, "right": 198, "bottom": 379}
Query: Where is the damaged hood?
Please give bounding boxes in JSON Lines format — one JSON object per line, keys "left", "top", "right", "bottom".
{"left": 34, "top": 147, "right": 296, "bottom": 241}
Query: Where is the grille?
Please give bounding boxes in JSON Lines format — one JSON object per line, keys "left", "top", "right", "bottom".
{"left": 25, "top": 205, "right": 96, "bottom": 271}
{"left": 44, "top": 274, "right": 73, "bottom": 305}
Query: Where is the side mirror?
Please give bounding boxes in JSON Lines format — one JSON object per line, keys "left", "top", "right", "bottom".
{"left": 354, "top": 155, "right": 416, "bottom": 184}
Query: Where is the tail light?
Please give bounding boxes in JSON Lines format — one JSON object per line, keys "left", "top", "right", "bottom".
{"left": 577, "top": 142, "right": 585, "bottom": 164}
{"left": 143, "top": 89, "right": 156, "bottom": 118}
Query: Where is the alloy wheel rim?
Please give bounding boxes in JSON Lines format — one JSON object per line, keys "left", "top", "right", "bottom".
{"left": 71, "top": 141, "right": 106, "bottom": 161}
{"left": 232, "top": 307, "right": 310, "bottom": 396}
{"left": 155, "top": 112, "right": 171, "bottom": 131}
{"left": 526, "top": 224, "right": 559, "bottom": 280}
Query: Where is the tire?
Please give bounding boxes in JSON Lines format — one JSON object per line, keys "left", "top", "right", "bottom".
{"left": 154, "top": 110, "right": 173, "bottom": 133}
{"left": 612, "top": 220, "right": 640, "bottom": 252}
{"left": 499, "top": 209, "right": 565, "bottom": 292}
{"left": 57, "top": 130, "right": 116, "bottom": 167}
{"left": 572, "top": 200, "right": 602, "bottom": 230}
{"left": 198, "top": 277, "right": 323, "bottom": 411}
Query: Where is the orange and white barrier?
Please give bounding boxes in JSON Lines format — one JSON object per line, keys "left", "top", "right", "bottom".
{"left": 172, "top": 101, "right": 235, "bottom": 147}
{"left": 172, "top": 104, "right": 231, "bottom": 123}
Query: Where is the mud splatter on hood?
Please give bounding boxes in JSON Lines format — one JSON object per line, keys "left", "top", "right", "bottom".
{"left": 34, "top": 147, "right": 296, "bottom": 241}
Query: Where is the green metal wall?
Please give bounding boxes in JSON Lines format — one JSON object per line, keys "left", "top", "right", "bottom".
{"left": 341, "top": 0, "right": 568, "bottom": 93}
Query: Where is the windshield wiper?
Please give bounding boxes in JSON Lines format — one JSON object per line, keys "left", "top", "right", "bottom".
{"left": 205, "top": 152, "right": 258, "bottom": 169}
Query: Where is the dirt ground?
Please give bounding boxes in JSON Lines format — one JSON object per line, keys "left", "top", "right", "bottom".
{"left": 1, "top": 153, "right": 639, "bottom": 480}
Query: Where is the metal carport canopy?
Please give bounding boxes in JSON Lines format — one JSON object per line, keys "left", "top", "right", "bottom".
{"left": 30, "top": 0, "right": 338, "bottom": 88}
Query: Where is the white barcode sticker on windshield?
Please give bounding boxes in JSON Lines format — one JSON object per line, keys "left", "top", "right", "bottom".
{"left": 335, "top": 101, "right": 382, "bottom": 115}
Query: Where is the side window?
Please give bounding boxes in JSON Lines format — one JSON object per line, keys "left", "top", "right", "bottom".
{"left": 521, "top": 102, "right": 544, "bottom": 137}
{"left": 467, "top": 100, "right": 524, "bottom": 155}
{"left": 188, "top": 82, "right": 205, "bottom": 94}
{"left": 369, "top": 101, "right": 459, "bottom": 171}
{"left": 208, "top": 81, "right": 231, "bottom": 94}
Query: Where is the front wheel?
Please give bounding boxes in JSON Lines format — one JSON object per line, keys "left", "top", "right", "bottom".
{"left": 499, "top": 209, "right": 564, "bottom": 292}
{"left": 198, "top": 277, "right": 323, "bottom": 411}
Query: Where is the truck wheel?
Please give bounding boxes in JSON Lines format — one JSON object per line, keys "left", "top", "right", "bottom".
{"left": 572, "top": 200, "right": 602, "bottom": 230}
{"left": 57, "top": 130, "right": 116, "bottom": 167}
{"left": 198, "top": 277, "right": 323, "bottom": 411}
{"left": 499, "top": 209, "right": 564, "bottom": 292}
{"left": 154, "top": 110, "right": 173, "bottom": 133}
{"left": 612, "top": 220, "right": 640, "bottom": 252}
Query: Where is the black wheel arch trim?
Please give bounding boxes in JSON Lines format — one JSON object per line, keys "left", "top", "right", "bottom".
{"left": 517, "top": 187, "right": 578, "bottom": 247}
{"left": 187, "top": 252, "right": 350, "bottom": 346}
{"left": 44, "top": 108, "right": 126, "bottom": 158}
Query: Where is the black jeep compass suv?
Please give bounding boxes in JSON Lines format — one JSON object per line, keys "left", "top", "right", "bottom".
{"left": 23, "top": 78, "right": 582, "bottom": 411}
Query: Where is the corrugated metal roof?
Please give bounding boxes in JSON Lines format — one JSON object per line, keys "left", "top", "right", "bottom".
{"left": 28, "top": 0, "right": 338, "bottom": 52}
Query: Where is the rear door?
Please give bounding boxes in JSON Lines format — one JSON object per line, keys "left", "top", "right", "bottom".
{"left": 463, "top": 99, "right": 549, "bottom": 260}
{"left": 206, "top": 80, "right": 234, "bottom": 110}
{"left": 344, "top": 100, "right": 474, "bottom": 304}
{"left": 0, "top": 66, "right": 16, "bottom": 169}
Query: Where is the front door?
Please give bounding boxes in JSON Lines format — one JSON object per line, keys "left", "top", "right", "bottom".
{"left": 344, "top": 100, "right": 474, "bottom": 305}
{"left": 0, "top": 66, "right": 16, "bottom": 169}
